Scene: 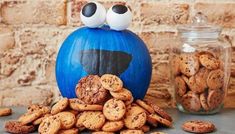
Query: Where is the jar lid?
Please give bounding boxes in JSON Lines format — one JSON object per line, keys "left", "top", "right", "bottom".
{"left": 178, "top": 12, "right": 222, "bottom": 39}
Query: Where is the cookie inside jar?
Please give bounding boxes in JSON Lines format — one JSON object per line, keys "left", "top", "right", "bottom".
{"left": 171, "top": 13, "right": 231, "bottom": 114}
{"left": 171, "top": 47, "right": 229, "bottom": 114}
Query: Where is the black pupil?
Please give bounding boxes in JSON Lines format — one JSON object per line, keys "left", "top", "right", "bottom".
{"left": 112, "top": 5, "right": 127, "bottom": 14}
{"left": 82, "top": 2, "right": 97, "bottom": 17}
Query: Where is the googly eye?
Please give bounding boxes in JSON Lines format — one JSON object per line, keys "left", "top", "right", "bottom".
{"left": 80, "top": 2, "right": 106, "bottom": 28}
{"left": 106, "top": 4, "right": 132, "bottom": 31}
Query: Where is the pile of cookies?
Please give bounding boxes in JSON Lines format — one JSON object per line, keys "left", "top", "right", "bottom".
{"left": 5, "top": 74, "right": 173, "bottom": 134}
{"left": 172, "top": 51, "right": 225, "bottom": 112}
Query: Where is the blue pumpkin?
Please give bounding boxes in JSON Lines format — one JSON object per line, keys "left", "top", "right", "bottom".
{"left": 56, "top": 26, "right": 152, "bottom": 99}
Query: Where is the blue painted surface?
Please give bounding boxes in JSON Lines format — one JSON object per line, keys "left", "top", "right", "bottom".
{"left": 56, "top": 26, "right": 152, "bottom": 99}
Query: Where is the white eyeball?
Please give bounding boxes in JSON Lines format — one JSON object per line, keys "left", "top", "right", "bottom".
{"left": 106, "top": 5, "right": 132, "bottom": 31}
{"left": 80, "top": 1, "right": 106, "bottom": 28}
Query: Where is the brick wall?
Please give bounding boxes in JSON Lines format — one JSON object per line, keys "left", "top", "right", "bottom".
{"left": 1, "top": 0, "right": 235, "bottom": 108}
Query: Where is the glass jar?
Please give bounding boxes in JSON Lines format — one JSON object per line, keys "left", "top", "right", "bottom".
{"left": 170, "top": 13, "right": 231, "bottom": 114}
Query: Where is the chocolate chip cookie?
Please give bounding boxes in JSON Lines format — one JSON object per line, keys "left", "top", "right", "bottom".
{"left": 76, "top": 104, "right": 103, "bottom": 111}
{"left": 56, "top": 112, "right": 76, "bottom": 129}
{"left": 179, "top": 53, "right": 200, "bottom": 77}
{"left": 69, "top": 98, "right": 85, "bottom": 110}
{"left": 76, "top": 75, "right": 108, "bottom": 104}
{"left": 199, "top": 53, "right": 220, "bottom": 70}
{"left": 38, "top": 116, "right": 61, "bottom": 134}
{"left": 51, "top": 98, "right": 69, "bottom": 115}
{"left": 149, "top": 102, "right": 172, "bottom": 122}
{"left": 181, "top": 91, "right": 201, "bottom": 112}
{"left": 103, "top": 98, "right": 126, "bottom": 121}
{"left": 110, "top": 88, "right": 133, "bottom": 101}
{"left": 207, "top": 89, "right": 224, "bottom": 110}
{"left": 200, "top": 92, "right": 210, "bottom": 111}
{"left": 102, "top": 120, "right": 124, "bottom": 132}
{"left": 124, "top": 105, "right": 147, "bottom": 129}
{"left": 182, "top": 120, "right": 215, "bottom": 133}
{"left": 69, "top": 98, "right": 103, "bottom": 111}
{"left": 58, "top": 128, "right": 79, "bottom": 134}
{"left": 75, "top": 113, "right": 86, "bottom": 129}
{"left": 175, "top": 76, "right": 187, "bottom": 96}
{"left": 120, "top": 130, "right": 144, "bottom": 134}
{"left": 18, "top": 110, "right": 43, "bottom": 125}
{"left": 207, "top": 69, "right": 224, "bottom": 90}
{"left": 194, "top": 67, "right": 210, "bottom": 90}
{"left": 188, "top": 76, "right": 206, "bottom": 93}
{"left": 148, "top": 114, "right": 172, "bottom": 127}
{"left": 0, "top": 108, "right": 12, "bottom": 117}
{"left": 33, "top": 114, "right": 51, "bottom": 125}
{"left": 82, "top": 111, "right": 106, "bottom": 130}
{"left": 171, "top": 55, "right": 181, "bottom": 76}
{"left": 27, "top": 104, "right": 50, "bottom": 115}
{"left": 101, "top": 74, "right": 123, "bottom": 92}
{"left": 66, "top": 109, "right": 79, "bottom": 115}
{"left": 5, "top": 121, "right": 36, "bottom": 134}
{"left": 136, "top": 99, "right": 155, "bottom": 114}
